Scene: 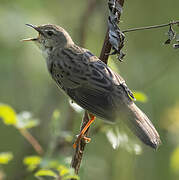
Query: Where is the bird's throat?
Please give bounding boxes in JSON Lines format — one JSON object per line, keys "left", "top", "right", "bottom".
{"left": 34, "top": 41, "right": 52, "bottom": 59}
{"left": 41, "top": 47, "right": 52, "bottom": 59}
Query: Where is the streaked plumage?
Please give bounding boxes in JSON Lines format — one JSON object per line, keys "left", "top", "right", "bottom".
{"left": 24, "top": 24, "right": 161, "bottom": 149}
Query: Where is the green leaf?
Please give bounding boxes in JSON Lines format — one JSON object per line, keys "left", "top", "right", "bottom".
{"left": 133, "top": 91, "right": 148, "bottom": 103}
{"left": 16, "top": 111, "right": 39, "bottom": 129}
{"left": 0, "top": 152, "right": 13, "bottom": 164}
{"left": 63, "top": 168, "right": 79, "bottom": 180}
{"left": 58, "top": 165, "right": 69, "bottom": 176}
{"left": 35, "top": 169, "right": 58, "bottom": 178}
{"left": 0, "top": 104, "right": 17, "bottom": 125}
{"left": 49, "top": 160, "right": 60, "bottom": 169}
{"left": 23, "top": 155, "right": 41, "bottom": 171}
{"left": 52, "top": 110, "right": 60, "bottom": 120}
{"left": 63, "top": 175, "right": 79, "bottom": 180}
{"left": 170, "top": 146, "right": 179, "bottom": 174}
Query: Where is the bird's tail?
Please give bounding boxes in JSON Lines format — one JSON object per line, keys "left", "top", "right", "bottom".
{"left": 121, "top": 102, "right": 161, "bottom": 149}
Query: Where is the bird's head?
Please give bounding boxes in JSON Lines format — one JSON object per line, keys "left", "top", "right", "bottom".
{"left": 23, "top": 24, "right": 74, "bottom": 52}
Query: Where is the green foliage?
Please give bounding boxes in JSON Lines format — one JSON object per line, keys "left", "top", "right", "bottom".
{"left": 170, "top": 146, "right": 179, "bottom": 174}
{"left": 35, "top": 169, "right": 58, "bottom": 179}
{"left": 35, "top": 168, "right": 79, "bottom": 180}
{"left": 0, "top": 104, "right": 17, "bottom": 125}
{"left": 24, "top": 156, "right": 79, "bottom": 180}
{"left": 0, "top": 152, "right": 13, "bottom": 165}
{"left": 0, "top": 103, "right": 79, "bottom": 179}
{"left": 16, "top": 111, "right": 39, "bottom": 129}
{"left": 23, "top": 155, "right": 41, "bottom": 171}
{"left": 0, "top": 103, "right": 39, "bottom": 130}
{"left": 133, "top": 91, "right": 148, "bottom": 103}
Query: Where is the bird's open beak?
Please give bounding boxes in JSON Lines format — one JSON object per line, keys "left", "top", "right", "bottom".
{"left": 22, "top": 24, "right": 42, "bottom": 42}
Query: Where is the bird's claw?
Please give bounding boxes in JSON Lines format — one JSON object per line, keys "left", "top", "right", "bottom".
{"left": 73, "top": 134, "right": 91, "bottom": 149}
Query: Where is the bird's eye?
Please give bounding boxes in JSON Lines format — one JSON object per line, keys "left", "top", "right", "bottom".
{"left": 46, "top": 30, "right": 54, "bottom": 36}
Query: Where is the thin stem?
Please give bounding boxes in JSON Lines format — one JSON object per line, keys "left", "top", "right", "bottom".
{"left": 19, "top": 129, "right": 44, "bottom": 155}
{"left": 71, "top": 111, "right": 90, "bottom": 174}
{"left": 122, "top": 20, "right": 179, "bottom": 33}
{"left": 79, "top": 0, "right": 97, "bottom": 46}
{"left": 99, "top": 28, "right": 111, "bottom": 64}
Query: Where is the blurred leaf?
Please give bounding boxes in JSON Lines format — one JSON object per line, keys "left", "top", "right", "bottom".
{"left": 63, "top": 175, "right": 79, "bottom": 180}
{"left": 23, "top": 155, "right": 41, "bottom": 171}
{"left": 58, "top": 165, "right": 69, "bottom": 176}
{"left": 62, "top": 168, "right": 79, "bottom": 180}
{"left": 0, "top": 104, "right": 17, "bottom": 125}
{"left": 170, "top": 146, "right": 179, "bottom": 174}
{"left": 0, "top": 152, "right": 13, "bottom": 165}
{"left": 52, "top": 110, "right": 60, "bottom": 120}
{"left": 105, "top": 127, "right": 142, "bottom": 155}
{"left": 16, "top": 111, "right": 39, "bottom": 129}
{"left": 49, "top": 160, "right": 60, "bottom": 169}
{"left": 133, "top": 91, "right": 148, "bottom": 103}
{"left": 161, "top": 104, "right": 179, "bottom": 133}
{"left": 35, "top": 169, "right": 58, "bottom": 178}
{"left": 106, "top": 127, "right": 121, "bottom": 149}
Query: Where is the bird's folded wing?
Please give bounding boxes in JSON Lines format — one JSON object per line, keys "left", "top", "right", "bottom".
{"left": 66, "top": 85, "right": 116, "bottom": 122}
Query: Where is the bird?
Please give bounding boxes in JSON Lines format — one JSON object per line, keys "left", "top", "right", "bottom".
{"left": 23, "top": 24, "right": 161, "bottom": 149}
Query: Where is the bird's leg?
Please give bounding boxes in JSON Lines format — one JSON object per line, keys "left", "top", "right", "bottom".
{"left": 73, "top": 114, "right": 95, "bottom": 149}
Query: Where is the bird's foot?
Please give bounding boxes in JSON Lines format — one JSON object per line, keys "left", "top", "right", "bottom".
{"left": 73, "top": 134, "right": 91, "bottom": 149}
{"left": 73, "top": 114, "right": 95, "bottom": 149}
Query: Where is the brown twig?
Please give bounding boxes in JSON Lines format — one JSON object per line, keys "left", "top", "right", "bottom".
{"left": 19, "top": 129, "right": 44, "bottom": 155}
{"left": 71, "top": 111, "right": 90, "bottom": 174}
{"left": 79, "top": 0, "right": 97, "bottom": 46}
{"left": 71, "top": 0, "right": 125, "bottom": 175}
{"left": 99, "top": 28, "right": 112, "bottom": 64}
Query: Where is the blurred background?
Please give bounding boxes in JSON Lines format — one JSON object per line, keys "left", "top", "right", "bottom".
{"left": 0, "top": 0, "right": 179, "bottom": 179}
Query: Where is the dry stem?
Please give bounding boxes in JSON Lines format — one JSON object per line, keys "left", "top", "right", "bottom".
{"left": 19, "top": 129, "right": 43, "bottom": 155}
{"left": 123, "top": 20, "right": 179, "bottom": 33}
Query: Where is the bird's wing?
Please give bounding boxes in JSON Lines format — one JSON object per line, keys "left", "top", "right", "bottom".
{"left": 66, "top": 85, "right": 117, "bottom": 121}
{"left": 57, "top": 46, "right": 126, "bottom": 87}
{"left": 52, "top": 47, "right": 133, "bottom": 121}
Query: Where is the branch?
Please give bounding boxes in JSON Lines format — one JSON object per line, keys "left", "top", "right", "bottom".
{"left": 122, "top": 20, "right": 179, "bottom": 33}
{"left": 71, "top": 0, "right": 125, "bottom": 175}
{"left": 79, "top": 0, "right": 97, "bottom": 46}
{"left": 71, "top": 111, "right": 90, "bottom": 174}
{"left": 19, "top": 129, "right": 44, "bottom": 155}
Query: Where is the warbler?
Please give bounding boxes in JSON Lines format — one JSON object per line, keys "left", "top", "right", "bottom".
{"left": 23, "top": 24, "right": 161, "bottom": 149}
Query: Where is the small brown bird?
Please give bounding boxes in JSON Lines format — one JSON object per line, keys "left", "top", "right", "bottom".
{"left": 23, "top": 24, "right": 161, "bottom": 149}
